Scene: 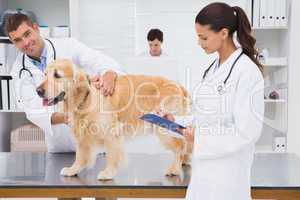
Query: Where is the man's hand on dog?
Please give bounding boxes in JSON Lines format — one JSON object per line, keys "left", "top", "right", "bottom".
{"left": 91, "top": 70, "right": 117, "bottom": 96}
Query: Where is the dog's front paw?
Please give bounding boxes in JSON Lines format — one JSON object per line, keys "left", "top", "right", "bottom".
{"left": 97, "top": 169, "right": 116, "bottom": 180}
{"left": 165, "top": 165, "right": 182, "bottom": 177}
{"left": 60, "top": 167, "right": 78, "bottom": 177}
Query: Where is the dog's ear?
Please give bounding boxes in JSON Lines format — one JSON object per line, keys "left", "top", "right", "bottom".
{"left": 73, "top": 69, "right": 90, "bottom": 95}
{"left": 74, "top": 69, "right": 88, "bottom": 83}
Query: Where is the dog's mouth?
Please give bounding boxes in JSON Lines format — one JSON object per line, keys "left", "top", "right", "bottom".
{"left": 42, "top": 91, "right": 66, "bottom": 106}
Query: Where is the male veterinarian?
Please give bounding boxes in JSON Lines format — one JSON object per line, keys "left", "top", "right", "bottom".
{"left": 138, "top": 28, "right": 168, "bottom": 57}
{"left": 6, "top": 13, "right": 121, "bottom": 152}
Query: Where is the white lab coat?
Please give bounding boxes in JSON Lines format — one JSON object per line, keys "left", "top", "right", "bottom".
{"left": 177, "top": 48, "right": 264, "bottom": 200}
{"left": 137, "top": 50, "right": 168, "bottom": 57}
{"left": 10, "top": 38, "right": 121, "bottom": 152}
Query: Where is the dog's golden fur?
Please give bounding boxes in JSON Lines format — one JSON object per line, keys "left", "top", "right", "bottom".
{"left": 38, "top": 59, "right": 191, "bottom": 180}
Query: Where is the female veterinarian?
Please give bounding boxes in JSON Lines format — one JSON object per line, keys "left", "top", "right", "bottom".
{"left": 161, "top": 2, "right": 264, "bottom": 200}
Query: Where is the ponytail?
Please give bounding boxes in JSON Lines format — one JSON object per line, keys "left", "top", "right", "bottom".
{"left": 232, "top": 6, "right": 263, "bottom": 72}
{"left": 195, "top": 3, "right": 263, "bottom": 73}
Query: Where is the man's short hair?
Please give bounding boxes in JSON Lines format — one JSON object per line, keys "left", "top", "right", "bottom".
{"left": 4, "top": 13, "right": 33, "bottom": 36}
{"left": 147, "top": 29, "right": 163, "bottom": 42}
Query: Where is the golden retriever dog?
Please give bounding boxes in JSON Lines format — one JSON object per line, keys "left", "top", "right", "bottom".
{"left": 36, "top": 59, "right": 191, "bottom": 180}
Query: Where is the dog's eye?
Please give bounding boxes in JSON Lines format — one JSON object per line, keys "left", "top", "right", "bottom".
{"left": 54, "top": 71, "right": 61, "bottom": 79}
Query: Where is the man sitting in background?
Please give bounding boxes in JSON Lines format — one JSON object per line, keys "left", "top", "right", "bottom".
{"left": 138, "top": 28, "right": 168, "bottom": 57}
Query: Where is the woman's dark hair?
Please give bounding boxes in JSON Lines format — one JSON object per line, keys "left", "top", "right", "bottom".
{"left": 195, "top": 2, "right": 263, "bottom": 72}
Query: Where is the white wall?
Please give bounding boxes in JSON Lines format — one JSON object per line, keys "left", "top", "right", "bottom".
{"left": 135, "top": 0, "right": 251, "bottom": 57}
{"left": 74, "top": 0, "right": 251, "bottom": 93}
{"left": 7, "top": 0, "right": 69, "bottom": 27}
{"left": 287, "top": 0, "right": 300, "bottom": 156}
{"left": 134, "top": 0, "right": 252, "bottom": 92}
{"left": 75, "top": 0, "right": 136, "bottom": 64}
{"left": 0, "top": 0, "right": 8, "bottom": 15}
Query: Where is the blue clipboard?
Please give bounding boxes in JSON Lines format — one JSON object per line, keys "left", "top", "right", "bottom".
{"left": 140, "top": 113, "right": 186, "bottom": 135}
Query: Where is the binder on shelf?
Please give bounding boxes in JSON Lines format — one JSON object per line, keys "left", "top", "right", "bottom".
{"left": 0, "top": 75, "right": 12, "bottom": 110}
{"left": 39, "top": 26, "right": 50, "bottom": 38}
{"left": 252, "top": 0, "right": 260, "bottom": 28}
{"left": 273, "top": 136, "right": 286, "bottom": 152}
{"left": 9, "top": 79, "right": 15, "bottom": 110}
{"left": 280, "top": 0, "right": 287, "bottom": 27}
{"left": 0, "top": 43, "right": 6, "bottom": 74}
{"left": 266, "top": 0, "right": 275, "bottom": 27}
{"left": 0, "top": 79, "right": 2, "bottom": 110}
{"left": 259, "top": 0, "right": 268, "bottom": 27}
{"left": 51, "top": 26, "right": 69, "bottom": 38}
{"left": 274, "top": 0, "right": 281, "bottom": 27}
{"left": 1, "top": 79, "right": 8, "bottom": 110}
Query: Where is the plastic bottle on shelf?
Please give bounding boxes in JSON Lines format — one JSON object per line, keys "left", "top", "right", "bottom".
{"left": 258, "top": 48, "right": 269, "bottom": 64}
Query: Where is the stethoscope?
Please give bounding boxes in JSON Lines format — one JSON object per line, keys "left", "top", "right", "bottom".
{"left": 16, "top": 38, "right": 56, "bottom": 105}
{"left": 202, "top": 51, "right": 243, "bottom": 95}
{"left": 18, "top": 38, "right": 56, "bottom": 80}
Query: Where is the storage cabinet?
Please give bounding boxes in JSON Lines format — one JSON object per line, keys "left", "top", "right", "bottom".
{"left": 0, "top": 0, "right": 70, "bottom": 151}
{"left": 251, "top": 0, "right": 290, "bottom": 153}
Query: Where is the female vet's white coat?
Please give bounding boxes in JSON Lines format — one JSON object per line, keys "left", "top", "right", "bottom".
{"left": 178, "top": 48, "right": 264, "bottom": 200}
{"left": 10, "top": 38, "right": 121, "bottom": 152}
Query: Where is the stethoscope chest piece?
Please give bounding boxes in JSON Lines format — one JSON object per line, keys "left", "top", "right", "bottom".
{"left": 216, "top": 82, "right": 226, "bottom": 95}
{"left": 202, "top": 51, "right": 243, "bottom": 96}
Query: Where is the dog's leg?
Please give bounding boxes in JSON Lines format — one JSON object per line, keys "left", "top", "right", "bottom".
{"left": 165, "top": 139, "right": 185, "bottom": 177}
{"left": 182, "top": 153, "right": 191, "bottom": 166}
{"left": 166, "top": 150, "right": 185, "bottom": 177}
{"left": 153, "top": 84, "right": 191, "bottom": 176}
{"left": 97, "top": 134, "right": 125, "bottom": 180}
{"left": 155, "top": 130, "right": 187, "bottom": 177}
{"left": 182, "top": 141, "right": 193, "bottom": 166}
{"left": 61, "top": 141, "right": 97, "bottom": 177}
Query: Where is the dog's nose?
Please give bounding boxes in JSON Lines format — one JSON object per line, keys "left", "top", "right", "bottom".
{"left": 36, "top": 87, "right": 45, "bottom": 97}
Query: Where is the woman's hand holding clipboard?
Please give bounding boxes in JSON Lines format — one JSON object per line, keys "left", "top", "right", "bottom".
{"left": 140, "top": 110, "right": 195, "bottom": 142}
{"left": 140, "top": 113, "right": 186, "bottom": 136}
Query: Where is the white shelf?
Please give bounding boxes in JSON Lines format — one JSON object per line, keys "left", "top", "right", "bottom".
{"left": 264, "top": 63, "right": 287, "bottom": 67}
{"left": 0, "top": 110, "right": 24, "bottom": 113}
{"left": 253, "top": 26, "right": 288, "bottom": 30}
{"left": 0, "top": 36, "right": 11, "bottom": 44}
{"left": 255, "top": 145, "right": 285, "bottom": 154}
{"left": 264, "top": 99, "right": 286, "bottom": 103}
{"left": 261, "top": 57, "right": 288, "bottom": 67}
